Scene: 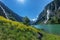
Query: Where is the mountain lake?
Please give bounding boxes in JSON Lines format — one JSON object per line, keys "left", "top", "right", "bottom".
{"left": 33, "top": 24, "right": 60, "bottom": 35}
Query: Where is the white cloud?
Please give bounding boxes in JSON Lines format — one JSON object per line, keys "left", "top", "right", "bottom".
{"left": 31, "top": 15, "right": 38, "bottom": 21}
{"left": 37, "top": 15, "right": 38, "bottom": 18}
{"left": 32, "top": 18, "right": 36, "bottom": 21}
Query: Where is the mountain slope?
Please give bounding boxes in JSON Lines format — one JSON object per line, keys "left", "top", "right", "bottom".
{"left": 0, "top": 1, "right": 24, "bottom": 22}
{"left": 36, "top": 0, "right": 60, "bottom": 24}
{"left": 0, "top": 16, "right": 60, "bottom": 40}
{"left": 0, "top": 16, "right": 40, "bottom": 40}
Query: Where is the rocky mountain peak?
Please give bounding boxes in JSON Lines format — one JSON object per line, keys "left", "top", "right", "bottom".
{"left": 35, "top": 0, "right": 60, "bottom": 24}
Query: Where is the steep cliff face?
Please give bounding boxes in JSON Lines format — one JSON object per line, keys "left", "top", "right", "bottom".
{"left": 36, "top": 0, "right": 60, "bottom": 24}
{"left": 0, "top": 1, "right": 24, "bottom": 22}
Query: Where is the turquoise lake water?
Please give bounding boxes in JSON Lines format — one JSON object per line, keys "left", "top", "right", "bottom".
{"left": 34, "top": 24, "right": 60, "bottom": 35}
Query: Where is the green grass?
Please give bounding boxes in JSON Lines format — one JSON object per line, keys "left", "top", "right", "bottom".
{"left": 0, "top": 16, "right": 60, "bottom": 40}
{"left": 41, "top": 31, "right": 60, "bottom": 40}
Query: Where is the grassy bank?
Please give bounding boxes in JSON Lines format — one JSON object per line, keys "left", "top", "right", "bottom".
{"left": 0, "top": 16, "right": 60, "bottom": 40}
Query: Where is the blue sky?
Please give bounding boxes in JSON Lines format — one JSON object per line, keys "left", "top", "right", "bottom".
{"left": 1, "top": 0, "right": 53, "bottom": 20}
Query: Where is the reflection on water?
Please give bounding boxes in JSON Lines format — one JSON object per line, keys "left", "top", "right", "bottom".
{"left": 34, "top": 24, "right": 60, "bottom": 35}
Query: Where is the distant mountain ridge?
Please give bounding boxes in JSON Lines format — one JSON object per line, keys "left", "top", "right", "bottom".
{"left": 35, "top": 0, "right": 60, "bottom": 24}
{"left": 0, "top": 1, "right": 24, "bottom": 22}
{"left": 1, "top": 0, "right": 60, "bottom": 25}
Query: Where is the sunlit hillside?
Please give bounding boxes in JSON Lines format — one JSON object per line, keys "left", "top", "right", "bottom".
{"left": 0, "top": 16, "right": 60, "bottom": 40}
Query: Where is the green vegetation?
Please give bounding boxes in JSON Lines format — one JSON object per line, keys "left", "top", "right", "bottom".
{"left": 0, "top": 16, "right": 39, "bottom": 40}
{"left": 41, "top": 31, "right": 60, "bottom": 40}
{"left": 23, "top": 16, "right": 30, "bottom": 25}
{"left": 47, "top": 16, "right": 58, "bottom": 24}
{"left": 0, "top": 16, "right": 60, "bottom": 40}
{"left": 47, "top": 9, "right": 60, "bottom": 24}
